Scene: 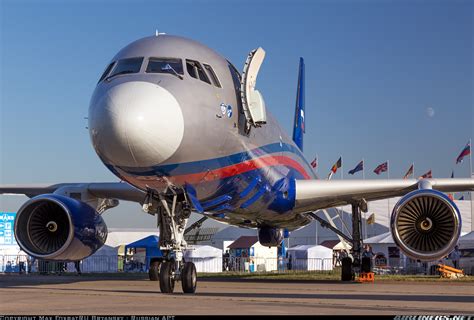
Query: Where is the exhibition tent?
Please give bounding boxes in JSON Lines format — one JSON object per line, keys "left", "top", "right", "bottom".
{"left": 184, "top": 245, "right": 223, "bottom": 273}
{"left": 71, "top": 245, "right": 119, "bottom": 273}
{"left": 287, "top": 245, "right": 333, "bottom": 271}
{"left": 459, "top": 231, "right": 474, "bottom": 249}
{"left": 125, "top": 235, "right": 163, "bottom": 271}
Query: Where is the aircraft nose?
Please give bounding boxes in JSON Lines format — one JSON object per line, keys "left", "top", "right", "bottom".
{"left": 89, "top": 81, "right": 184, "bottom": 167}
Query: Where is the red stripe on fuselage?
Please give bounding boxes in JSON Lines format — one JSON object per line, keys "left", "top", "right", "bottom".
{"left": 166, "top": 155, "right": 311, "bottom": 185}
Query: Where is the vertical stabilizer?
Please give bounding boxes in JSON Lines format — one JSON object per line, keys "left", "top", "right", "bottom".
{"left": 292, "top": 58, "right": 305, "bottom": 151}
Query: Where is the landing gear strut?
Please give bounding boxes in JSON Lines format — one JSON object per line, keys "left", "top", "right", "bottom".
{"left": 349, "top": 202, "right": 363, "bottom": 278}
{"left": 309, "top": 199, "right": 367, "bottom": 282}
{"left": 144, "top": 186, "right": 197, "bottom": 294}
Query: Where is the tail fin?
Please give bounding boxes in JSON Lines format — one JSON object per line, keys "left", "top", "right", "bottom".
{"left": 292, "top": 57, "right": 305, "bottom": 151}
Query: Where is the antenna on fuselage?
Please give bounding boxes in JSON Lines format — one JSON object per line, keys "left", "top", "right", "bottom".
{"left": 155, "top": 30, "right": 166, "bottom": 36}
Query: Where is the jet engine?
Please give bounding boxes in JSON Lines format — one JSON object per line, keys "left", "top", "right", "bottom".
{"left": 391, "top": 189, "right": 461, "bottom": 261}
{"left": 14, "top": 194, "right": 107, "bottom": 261}
{"left": 258, "top": 226, "right": 284, "bottom": 247}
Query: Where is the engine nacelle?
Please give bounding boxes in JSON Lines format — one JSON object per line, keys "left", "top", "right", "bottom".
{"left": 14, "top": 194, "right": 107, "bottom": 261}
{"left": 258, "top": 227, "right": 284, "bottom": 247}
{"left": 391, "top": 189, "right": 461, "bottom": 261}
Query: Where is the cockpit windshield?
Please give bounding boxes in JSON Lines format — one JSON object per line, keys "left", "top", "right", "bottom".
{"left": 107, "top": 57, "right": 144, "bottom": 79}
{"left": 146, "top": 58, "right": 184, "bottom": 75}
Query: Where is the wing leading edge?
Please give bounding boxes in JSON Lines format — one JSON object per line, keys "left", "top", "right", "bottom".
{"left": 0, "top": 182, "right": 145, "bottom": 203}
{"left": 295, "top": 178, "right": 474, "bottom": 212}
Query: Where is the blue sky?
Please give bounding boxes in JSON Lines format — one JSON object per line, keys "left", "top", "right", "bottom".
{"left": 1, "top": 0, "right": 472, "bottom": 227}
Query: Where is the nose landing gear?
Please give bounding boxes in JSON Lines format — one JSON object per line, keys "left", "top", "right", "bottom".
{"left": 145, "top": 186, "right": 197, "bottom": 294}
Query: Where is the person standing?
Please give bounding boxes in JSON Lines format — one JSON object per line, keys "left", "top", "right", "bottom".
{"left": 75, "top": 260, "right": 82, "bottom": 275}
{"left": 16, "top": 250, "right": 27, "bottom": 274}
{"left": 449, "top": 246, "right": 461, "bottom": 269}
{"left": 362, "top": 245, "right": 375, "bottom": 272}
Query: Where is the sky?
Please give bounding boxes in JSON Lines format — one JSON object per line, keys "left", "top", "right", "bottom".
{"left": 0, "top": 0, "right": 473, "bottom": 228}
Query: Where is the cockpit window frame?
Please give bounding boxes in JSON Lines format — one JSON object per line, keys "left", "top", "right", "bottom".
{"left": 145, "top": 57, "right": 184, "bottom": 75}
{"left": 186, "top": 59, "right": 211, "bottom": 85}
{"left": 97, "top": 61, "right": 116, "bottom": 84}
{"left": 203, "top": 63, "right": 222, "bottom": 88}
{"left": 106, "top": 57, "right": 144, "bottom": 80}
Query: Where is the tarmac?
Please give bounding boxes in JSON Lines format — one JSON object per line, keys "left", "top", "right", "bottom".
{"left": 0, "top": 274, "right": 473, "bottom": 315}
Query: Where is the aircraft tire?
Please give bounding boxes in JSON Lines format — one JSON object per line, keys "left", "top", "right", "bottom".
{"left": 149, "top": 260, "right": 161, "bottom": 281}
{"left": 181, "top": 262, "right": 197, "bottom": 294}
{"left": 159, "top": 261, "right": 175, "bottom": 293}
{"left": 341, "top": 257, "right": 353, "bottom": 281}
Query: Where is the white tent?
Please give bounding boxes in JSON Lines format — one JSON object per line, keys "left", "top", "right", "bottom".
{"left": 66, "top": 245, "right": 118, "bottom": 273}
{"left": 105, "top": 228, "right": 160, "bottom": 248}
{"left": 287, "top": 245, "right": 333, "bottom": 271}
{"left": 459, "top": 231, "right": 474, "bottom": 249}
{"left": 333, "top": 241, "right": 352, "bottom": 251}
{"left": 184, "top": 245, "right": 223, "bottom": 273}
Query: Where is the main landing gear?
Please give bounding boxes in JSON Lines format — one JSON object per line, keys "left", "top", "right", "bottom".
{"left": 309, "top": 199, "right": 367, "bottom": 282}
{"left": 143, "top": 186, "right": 197, "bottom": 294}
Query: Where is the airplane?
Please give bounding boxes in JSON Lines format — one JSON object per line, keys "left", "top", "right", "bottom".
{"left": 1, "top": 34, "right": 473, "bottom": 294}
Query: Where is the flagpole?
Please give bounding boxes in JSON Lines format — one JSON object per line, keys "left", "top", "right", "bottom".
{"left": 362, "top": 158, "right": 365, "bottom": 180}
{"left": 316, "top": 154, "right": 319, "bottom": 174}
{"left": 340, "top": 156, "right": 344, "bottom": 242}
{"left": 469, "top": 138, "right": 472, "bottom": 180}
{"left": 387, "top": 160, "right": 390, "bottom": 179}
{"left": 362, "top": 158, "right": 366, "bottom": 239}
{"left": 341, "top": 155, "right": 343, "bottom": 180}
{"left": 387, "top": 160, "right": 390, "bottom": 226}
{"left": 470, "top": 138, "right": 473, "bottom": 232}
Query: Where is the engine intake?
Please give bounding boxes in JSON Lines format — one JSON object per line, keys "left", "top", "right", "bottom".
{"left": 15, "top": 194, "right": 107, "bottom": 261}
{"left": 391, "top": 189, "right": 461, "bottom": 261}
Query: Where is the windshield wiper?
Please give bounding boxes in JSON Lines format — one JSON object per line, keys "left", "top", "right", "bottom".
{"left": 161, "top": 64, "right": 183, "bottom": 80}
{"left": 106, "top": 70, "right": 134, "bottom": 81}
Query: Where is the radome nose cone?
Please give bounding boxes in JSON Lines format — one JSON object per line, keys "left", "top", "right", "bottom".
{"left": 89, "top": 81, "right": 184, "bottom": 167}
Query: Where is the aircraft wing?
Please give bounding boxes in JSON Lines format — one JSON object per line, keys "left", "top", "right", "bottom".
{"left": 295, "top": 178, "right": 474, "bottom": 212}
{"left": 0, "top": 182, "right": 146, "bottom": 203}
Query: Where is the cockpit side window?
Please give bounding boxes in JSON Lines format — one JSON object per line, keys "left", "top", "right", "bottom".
{"left": 146, "top": 58, "right": 183, "bottom": 75}
{"left": 186, "top": 60, "right": 211, "bottom": 84}
{"left": 108, "top": 57, "right": 144, "bottom": 79}
{"left": 98, "top": 62, "right": 115, "bottom": 84}
{"left": 203, "top": 64, "right": 221, "bottom": 88}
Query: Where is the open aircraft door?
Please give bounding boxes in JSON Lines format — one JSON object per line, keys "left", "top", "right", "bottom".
{"left": 240, "top": 47, "right": 267, "bottom": 133}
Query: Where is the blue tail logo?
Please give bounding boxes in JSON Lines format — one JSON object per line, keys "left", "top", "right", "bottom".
{"left": 292, "top": 58, "right": 305, "bottom": 151}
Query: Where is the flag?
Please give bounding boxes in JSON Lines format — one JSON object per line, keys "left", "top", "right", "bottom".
{"left": 373, "top": 162, "right": 388, "bottom": 175}
{"left": 348, "top": 160, "right": 364, "bottom": 175}
{"left": 331, "top": 157, "right": 342, "bottom": 173}
{"left": 367, "top": 213, "right": 375, "bottom": 225}
{"left": 419, "top": 169, "right": 432, "bottom": 179}
{"left": 458, "top": 195, "right": 465, "bottom": 200}
{"left": 311, "top": 157, "right": 318, "bottom": 169}
{"left": 456, "top": 141, "right": 471, "bottom": 164}
{"left": 403, "top": 164, "right": 414, "bottom": 179}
